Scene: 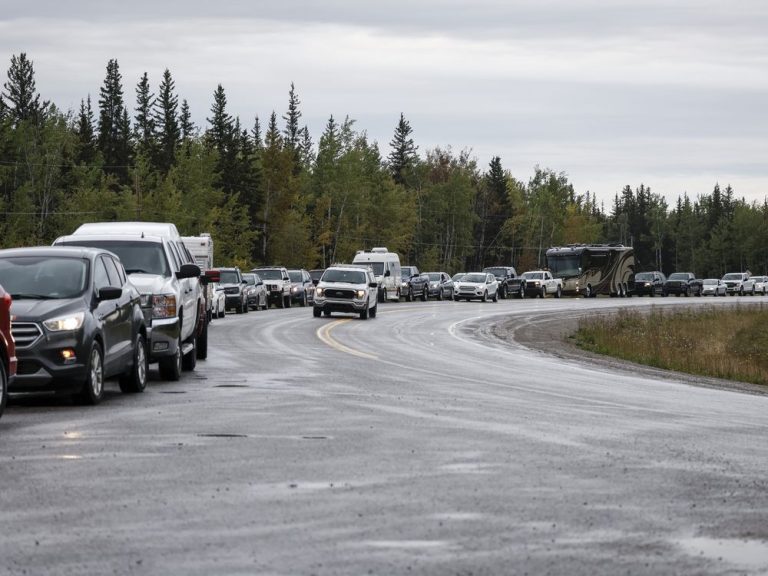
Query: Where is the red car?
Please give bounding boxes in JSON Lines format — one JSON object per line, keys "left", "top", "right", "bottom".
{"left": 0, "top": 283, "right": 18, "bottom": 419}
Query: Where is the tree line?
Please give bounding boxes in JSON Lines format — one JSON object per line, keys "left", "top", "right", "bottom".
{"left": 1, "top": 53, "right": 766, "bottom": 277}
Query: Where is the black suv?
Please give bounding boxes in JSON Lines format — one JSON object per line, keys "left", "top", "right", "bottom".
{"left": 632, "top": 271, "right": 666, "bottom": 296}
{"left": 400, "top": 266, "right": 430, "bottom": 301}
{"left": 0, "top": 246, "right": 148, "bottom": 404}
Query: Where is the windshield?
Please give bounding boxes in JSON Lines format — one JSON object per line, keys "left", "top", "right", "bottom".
{"left": 321, "top": 269, "right": 366, "bottom": 284}
{"left": 288, "top": 271, "right": 303, "bottom": 282}
{"left": 483, "top": 267, "right": 505, "bottom": 276}
{"left": 462, "top": 274, "right": 487, "bottom": 283}
{"left": 254, "top": 269, "right": 283, "bottom": 280}
{"left": 635, "top": 273, "right": 653, "bottom": 281}
{"left": 522, "top": 272, "right": 543, "bottom": 280}
{"left": 669, "top": 273, "right": 689, "bottom": 280}
{"left": 723, "top": 273, "right": 743, "bottom": 280}
{"left": 0, "top": 256, "right": 88, "bottom": 299}
{"left": 401, "top": 268, "right": 414, "bottom": 278}
{"left": 547, "top": 254, "right": 580, "bottom": 277}
{"left": 58, "top": 240, "right": 170, "bottom": 277}
{"left": 427, "top": 273, "right": 442, "bottom": 281}
{"left": 452, "top": 273, "right": 466, "bottom": 282}
{"left": 219, "top": 270, "right": 241, "bottom": 284}
{"left": 242, "top": 274, "right": 256, "bottom": 285}
{"left": 368, "top": 262, "right": 384, "bottom": 276}
{"left": 703, "top": 279, "right": 718, "bottom": 285}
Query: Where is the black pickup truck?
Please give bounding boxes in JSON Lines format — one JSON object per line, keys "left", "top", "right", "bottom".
{"left": 401, "top": 266, "right": 430, "bottom": 301}
{"left": 663, "top": 272, "right": 703, "bottom": 297}
{"left": 483, "top": 266, "right": 526, "bottom": 299}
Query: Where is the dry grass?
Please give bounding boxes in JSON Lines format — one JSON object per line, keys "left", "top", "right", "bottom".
{"left": 573, "top": 304, "right": 768, "bottom": 386}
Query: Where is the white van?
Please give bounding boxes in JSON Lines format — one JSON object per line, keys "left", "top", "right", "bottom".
{"left": 352, "top": 247, "right": 401, "bottom": 302}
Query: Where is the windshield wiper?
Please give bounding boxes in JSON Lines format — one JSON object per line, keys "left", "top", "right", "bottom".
{"left": 10, "top": 293, "right": 54, "bottom": 300}
{"left": 125, "top": 268, "right": 148, "bottom": 274}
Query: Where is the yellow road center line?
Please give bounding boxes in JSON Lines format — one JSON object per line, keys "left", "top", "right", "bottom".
{"left": 316, "top": 319, "right": 379, "bottom": 360}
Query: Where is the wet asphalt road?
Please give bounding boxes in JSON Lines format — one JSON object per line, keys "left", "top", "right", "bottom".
{"left": 1, "top": 295, "right": 767, "bottom": 575}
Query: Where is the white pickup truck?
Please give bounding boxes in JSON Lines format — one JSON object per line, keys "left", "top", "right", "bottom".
{"left": 521, "top": 270, "right": 563, "bottom": 298}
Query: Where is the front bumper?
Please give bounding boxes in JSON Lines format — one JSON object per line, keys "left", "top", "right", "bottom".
{"left": 314, "top": 298, "right": 368, "bottom": 313}
{"left": 225, "top": 294, "right": 243, "bottom": 309}
{"left": 10, "top": 326, "right": 91, "bottom": 393}
{"left": 147, "top": 316, "right": 180, "bottom": 360}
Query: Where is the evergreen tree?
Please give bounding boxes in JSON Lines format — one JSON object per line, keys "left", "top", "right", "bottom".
{"left": 98, "top": 59, "right": 132, "bottom": 182}
{"left": 75, "top": 95, "right": 98, "bottom": 165}
{"left": 282, "top": 82, "right": 301, "bottom": 150}
{"left": 134, "top": 71, "right": 155, "bottom": 158}
{"left": 387, "top": 113, "right": 418, "bottom": 186}
{"left": 2, "top": 53, "right": 47, "bottom": 125}
{"left": 153, "top": 68, "right": 180, "bottom": 173}
{"left": 180, "top": 99, "right": 195, "bottom": 141}
{"left": 299, "top": 125, "right": 314, "bottom": 168}
{"left": 205, "top": 84, "right": 232, "bottom": 152}
{"left": 252, "top": 116, "right": 263, "bottom": 150}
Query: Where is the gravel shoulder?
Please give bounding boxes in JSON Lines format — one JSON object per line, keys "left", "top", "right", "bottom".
{"left": 494, "top": 305, "right": 768, "bottom": 397}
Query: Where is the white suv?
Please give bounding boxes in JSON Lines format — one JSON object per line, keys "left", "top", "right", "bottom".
{"left": 313, "top": 265, "right": 378, "bottom": 319}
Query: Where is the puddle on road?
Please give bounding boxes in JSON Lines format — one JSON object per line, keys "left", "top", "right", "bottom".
{"left": 159, "top": 390, "right": 187, "bottom": 394}
{"left": 214, "top": 384, "right": 250, "bottom": 388}
{"left": 196, "top": 433, "right": 248, "bottom": 439}
{"left": 677, "top": 537, "right": 768, "bottom": 569}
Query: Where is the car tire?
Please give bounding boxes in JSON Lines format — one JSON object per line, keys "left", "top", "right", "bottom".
{"left": 482, "top": 290, "right": 488, "bottom": 302}
{"left": 285, "top": 294, "right": 292, "bottom": 308}
{"left": 243, "top": 298, "right": 249, "bottom": 313}
{"left": 360, "top": 306, "right": 369, "bottom": 320}
{"left": 555, "top": 286, "right": 562, "bottom": 298}
{"left": 382, "top": 289, "right": 388, "bottom": 302}
{"left": 159, "top": 336, "right": 182, "bottom": 381}
{"left": 0, "top": 361, "right": 7, "bottom": 420}
{"left": 74, "top": 342, "right": 104, "bottom": 405}
{"left": 406, "top": 288, "right": 412, "bottom": 302}
{"left": 182, "top": 334, "right": 196, "bottom": 371}
{"left": 492, "top": 291, "right": 498, "bottom": 302}
{"left": 584, "top": 285, "right": 592, "bottom": 298}
{"left": 301, "top": 293, "right": 307, "bottom": 307}
{"left": 421, "top": 288, "right": 428, "bottom": 302}
{"left": 119, "top": 333, "right": 148, "bottom": 393}
{"left": 370, "top": 303, "right": 377, "bottom": 318}
{"left": 519, "top": 286, "right": 525, "bottom": 299}
{"left": 540, "top": 287, "right": 546, "bottom": 298}
{"left": 313, "top": 307, "right": 322, "bottom": 318}
{"left": 323, "top": 310, "right": 331, "bottom": 317}
{"left": 237, "top": 299, "right": 244, "bottom": 314}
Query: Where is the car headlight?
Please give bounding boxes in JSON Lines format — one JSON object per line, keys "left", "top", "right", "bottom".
{"left": 291, "top": 286, "right": 299, "bottom": 293}
{"left": 43, "top": 311, "right": 85, "bottom": 332}
{"left": 151, "top": 294, "right": 177, "bottom": 319}
{"left": 315, "top": 288, "right": 324, "bottom": 297}
{"left": 356, "top": 290, "right": 366, "bottom": 299}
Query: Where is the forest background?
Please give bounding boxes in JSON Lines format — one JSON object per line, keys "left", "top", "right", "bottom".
{"left": 2, "top": 53, "right": 766, "bottom": 277}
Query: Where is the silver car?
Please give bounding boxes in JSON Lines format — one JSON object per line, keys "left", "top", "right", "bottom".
{"left": 701, "top": 278, "right": 727, "bottom": 296}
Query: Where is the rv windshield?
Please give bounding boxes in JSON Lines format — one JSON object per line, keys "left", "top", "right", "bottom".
{"left": 368, "top": 262, "right": 384, "bottom": 276}
{"left": 547, "top": 254, "right": 581, "bottom": 277}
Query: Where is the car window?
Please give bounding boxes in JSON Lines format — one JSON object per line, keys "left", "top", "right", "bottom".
{"left": 102, "top": 256, "right": 122, "bottom": 287}
{"left": 166, "top": 241, "right": 182, "bottom": 271}
{"left": 93, "top": 257, "right": 111, "bottom": 291}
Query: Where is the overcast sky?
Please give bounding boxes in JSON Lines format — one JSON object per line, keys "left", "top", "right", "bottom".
{"left": 2, "top": 1, "right": 767, "bottom": 207}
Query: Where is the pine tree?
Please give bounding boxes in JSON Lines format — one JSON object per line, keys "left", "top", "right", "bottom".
{"left": 153, "top": 69, "right": 180, "bottom": 173}
{"left": 2, "top": 52, "right": 47, "bottom": 125}
{"left": 282, "top": 82, "right": 301, "bottom": 150}
{"left": 387, "top": 113, "right": 418, "bottom": 186}
{"left": 299, "top": 125, "right": 314, "bottom": 168}
{"left": 205, "top": 84, "right": 232, "bottom": 153}
{"left": 98, "top": 59, "right": 132, "bottom": 182}
{"left": 180, "top": 99, "right": 195, "bottom": 140}
{"left": 75, "top": 95, "right": 97, "bottom": 165}
{"left": 134, "top": 72, "right": 155, "bottom": 158}
{"left": 252, "top": 116, "right": 263, "bottom": 150}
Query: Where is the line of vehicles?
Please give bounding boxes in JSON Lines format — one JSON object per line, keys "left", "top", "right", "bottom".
{"left": 1, "top": 232, "right": 763, "bottom": 420}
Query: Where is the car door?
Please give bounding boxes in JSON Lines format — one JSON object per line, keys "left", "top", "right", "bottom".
{"left": 102, "top": 255, "right": 135, "bottom": 367}
{"left": 93, "top": 256, "right": 124, "bottom": 375}
{"left": 168, "top": 240, "right": 195, "bottom": 340}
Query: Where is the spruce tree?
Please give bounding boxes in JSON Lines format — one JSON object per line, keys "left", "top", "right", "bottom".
{"left": 98, "top": 59, "right": 132, "bottom": 181}
{"left": 205, "top": 84, "right": 232, "bottom": 153}
{"left": 282, "top": 82, "right": 301, "bottom": 150}
{"left": 252, "top": 116, "right": 263, "bottom": 150}
{"left": 387, "top": 113, "right": 418, "bottom": 186}
{"left": 75, "top": 95, "right": 97, "bottom": 165}
{"left": 134, "top": 72, "right": 155, "bottom": 158}
{"left": 2, "top": 52, "right": 47, "bottom": 125}
{"left": 153, "top": 69, "right": 180, "bottom": 173}
{"left": 180, "top": 99, "right": 195, "bottom": 141}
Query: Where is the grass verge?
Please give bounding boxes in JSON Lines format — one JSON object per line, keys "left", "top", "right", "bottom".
{"left": 572, "top": 304, "right": 768, "bottom": 386}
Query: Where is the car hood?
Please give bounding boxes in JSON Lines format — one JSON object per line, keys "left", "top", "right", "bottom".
{"left": 128, "top": 273, "right": 176, "bottom": 295}
{"left": 11, "top": 297, "right": 85, "bottom": 322}
{"left": 318, "top": 282, "right": 364, "bottom": 291}
{"left": 458, "top": 281, "right": 486, "bottom": 288}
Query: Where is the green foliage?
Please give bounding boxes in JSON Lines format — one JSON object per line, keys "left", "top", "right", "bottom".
{"left": 1, "top": 52, "right": 768, "bottom": 279}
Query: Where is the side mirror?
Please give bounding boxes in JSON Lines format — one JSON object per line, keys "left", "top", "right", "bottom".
{"left": 312, "top": 279, "right": 319, "bottom": 285}
{"left": 97, "top": 286, "right": 122, "bottom": 301}
{"left": 177, "top": 263, "right": 201, "bottom": 280}
{"left": 368, "top": 282, "right": 377, "bottom": 289}
{"left": 384, "top": 270, "right": 391, "bottom": 277}
{"left": 242, "top": 279, "right": 248, "bottom": 284}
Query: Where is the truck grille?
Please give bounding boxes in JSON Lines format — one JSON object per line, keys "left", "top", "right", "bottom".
{"left": 11, "top": 322, "right": 42, "bottom": 348}
{"left": 324, "top": 288, "right": 355, "bottom": 299}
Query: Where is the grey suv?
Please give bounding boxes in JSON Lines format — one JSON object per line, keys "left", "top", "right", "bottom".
{"left": 218, "top": 267, "right": 249, "bottom": 314}
{"left": 313, "top": 265, "right": 378, "bottom": 319}
{"left": 55, "top": 222, "right": 205, "bottom": 381}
